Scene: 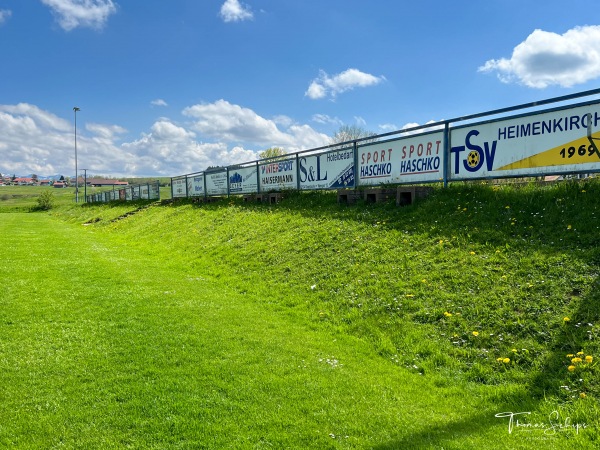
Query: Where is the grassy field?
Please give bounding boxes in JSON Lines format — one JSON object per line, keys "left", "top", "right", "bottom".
{"left": 0, "top": 185, "right": 171, "bottom": 212}
{"left": 1, "top": 180, "right": 599, "bottom": 448}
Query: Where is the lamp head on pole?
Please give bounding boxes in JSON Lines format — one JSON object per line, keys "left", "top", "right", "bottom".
{"left": 73, "top": 106, "right": 80, "bottom": 112}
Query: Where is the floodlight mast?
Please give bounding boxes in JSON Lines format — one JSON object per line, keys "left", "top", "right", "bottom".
{"left": 73, "top": 107, "right": 80, "bottom": 203}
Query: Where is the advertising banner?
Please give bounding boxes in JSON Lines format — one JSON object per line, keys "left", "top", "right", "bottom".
{"left": 206, "top": 171, "right": 228, "bottom": 196}
{"left": 358, "top": 131, "right": 445, "bottom": 186}
{"left": 450, "top": 103, "right": 600, "bottom": 179}
{"left": 149, "top": 183, "right": 160, "bottom": 199}
{"left": 172, "top": 177, "right": 187, "bottom": 198}
{"left": 187, "top": 175, "right": 205, "bottom": 197}
{"left": 259, "top": 158, "right": 296, "bottom": 192}
{"left": 229, "top": 166, "right": 258, "bottom": 194}
{"left": 299, "top": 148, "right": 355, "bottom": 190}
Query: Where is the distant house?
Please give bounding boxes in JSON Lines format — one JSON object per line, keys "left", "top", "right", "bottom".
{"left": 53, "top": 182, "right": 67, "bottom": 188}
{"left": 14, "top": 177, "right": 35, "bottom": 185}
{"left": 39, "top": 180, "right": 51, "bottom": 186}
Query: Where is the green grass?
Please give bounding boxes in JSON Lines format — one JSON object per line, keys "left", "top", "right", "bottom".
{"left": 0, "top": 185, "right": 170, "bottom": 212}
{"left": 0, "top": 185, "right": 77, "bottom": 211}
{"left": 1, "top": 179, "right": 599, "bottom": 448}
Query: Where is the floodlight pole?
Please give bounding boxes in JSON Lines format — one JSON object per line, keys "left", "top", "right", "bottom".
{"left": 73, "top": 107, "right": 81, "bottom": 203}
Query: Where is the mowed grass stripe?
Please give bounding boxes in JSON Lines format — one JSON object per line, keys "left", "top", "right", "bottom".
{"left": 0, "top": 213, "right": 471, "bottom": 449}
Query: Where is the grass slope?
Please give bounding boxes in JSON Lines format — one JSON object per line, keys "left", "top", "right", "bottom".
{"left": 1, "top": 180, "right": 599, "bottom": 448}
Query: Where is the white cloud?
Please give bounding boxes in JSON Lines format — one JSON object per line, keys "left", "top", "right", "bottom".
{"left": 378, "top": 123, "right": 398, "bottom": 132}
{"left": 312, "top": 114, "right": 343, "bottom": 126}
{"left": 479, "top": 25, "right": 600, "bottom": 88}
{"left": 41, "top": 0, "right": 117, "bottom": 31}
{"left": 0, "top": 9, "right": 12, "bottom": 25}
{"left": 86, "top": 122, "right": 127, "bottom": 140}
{"left": 354, "top": 116, "right": 367, "bottom": 127}
{"left": 151, "top": 99, "right": 168, "bottom": 107}
{"left": 183, "top": 99, "right": 329, "bottom": 152}
{"left": 400, "top": 120, "right": 444, "bottom": 136}
{"left": 219, "top": 0, "right": 253, "bottom": 23}
{"left": 0, "top": 104, "right": 76, "bottom": 176}
{"left": 0, "top": 100, "right": 330, "bottom": 177}
{"left": 305, "top": 68, "right": 386, "bottom": 100}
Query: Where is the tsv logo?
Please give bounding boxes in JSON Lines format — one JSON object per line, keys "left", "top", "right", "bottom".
{"left": 451, "top": 130, "right": 497, "bottom": 174}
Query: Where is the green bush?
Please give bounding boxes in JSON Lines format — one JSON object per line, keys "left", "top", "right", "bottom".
{"left": 34, "top": 190, "right": 55, "bottom": 211}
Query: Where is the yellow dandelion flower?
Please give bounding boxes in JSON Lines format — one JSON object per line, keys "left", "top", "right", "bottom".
{"left": 444, "top": 312, "right": 452, "bottom": 317}
{"left": 511, "top": 349, "right": 518, "bottom": 353}
{"left": 585, "top": 355, "right": 593, "bottom": 363}
{"left": 567, "top": 224, "right": 572, "bottom": 230}
{"left": 470, "top": 251, "right": 476, "bottom": 255}
{"left": 563, "top": 317, "right": 570, "bottom": 322}
{"left": 580, "top": 392, "right": 587, "bottom": 398}
{"left": 505, "top": 205, "right": 510, "bottom": 209}
{"left": 577, "top": 351, "right": 584, "bottom": 356}
{"left": 472, "top": 331, "right": 479, "bottom": 337}
{"left": 572, "top": 357, "right": 583, "bottom": 364}
{"left": 503, "top": 358, "right": 510, "bottom": 364}
{"left": 568, "top": 365, "right": 576, "bottom": 372}
{"left": 439, "top": 240, "right": 444, "bottom": 245}
{"left": 566, "top": 354, "right": 574, "bottom": 358}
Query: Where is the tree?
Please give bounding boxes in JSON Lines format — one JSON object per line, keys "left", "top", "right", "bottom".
{"left": 330, "top": 125, "right": 376, "bottom": 145}
{"left": 34, "top": 190, "right": 55, "bottom": 211}
{"left": 259, "top": 147, "right": 287, "bottom": 160}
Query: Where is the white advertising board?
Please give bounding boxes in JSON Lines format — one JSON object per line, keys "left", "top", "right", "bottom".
{"left": 259, "top": 158, "right": 296, "bottom": 192}
{"left": 172, "top": 178, "right": 187, "bottom": 198}
{"left": 450, "top": 103, "right": 600, "bottom": 179}
{"left": 187, "top": 175, "right": 205, "bottom": 197}
{"left": 299, "top": 148, "right": 355, "bottom": 190}
{"left": 229, "top": 166, "right": 258, "bottom": 194}
{"left": 149, "top": 184, "right": 160, "bottom": 199}
{"left": 358, "top": 131, "right": 445, "bottom": 186}
{"left": 206, "top": 171, "right": 228, "bottom": 196}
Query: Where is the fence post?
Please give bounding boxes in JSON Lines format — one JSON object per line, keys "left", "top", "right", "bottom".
{"left": 226, "top": 167, "right": 230, "bottom": 198}
{"left": 296, "top": 153, "right": 300, "bottom": 191}
{"left": 353, "top": 141, "right": 358, "bottom": 188}
{"left": 443, "top": 123, "right": 450, "bottom": 188}
{"left": 256, "top": 161, "right": 260, "bottom": 194}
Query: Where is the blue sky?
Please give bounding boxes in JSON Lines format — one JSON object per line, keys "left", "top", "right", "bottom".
{"left": 2, "top": 0, "right": 600, "bottom": 177}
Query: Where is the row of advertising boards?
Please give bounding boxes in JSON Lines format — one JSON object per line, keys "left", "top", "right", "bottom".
{"left": 172, "top": 97, "right": 600, "bottom": 198}
{"left": 86, "top": 182, "right": 160, "bottom": 203}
